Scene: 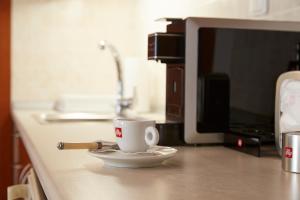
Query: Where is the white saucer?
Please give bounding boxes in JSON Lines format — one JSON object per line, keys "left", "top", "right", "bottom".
{"left": 88, "top": 146, "right": 177, "bottom": 168}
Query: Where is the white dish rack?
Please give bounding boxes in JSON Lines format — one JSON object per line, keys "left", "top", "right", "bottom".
{"left": 7, "top": 168, "right": 46, "bottom": 200}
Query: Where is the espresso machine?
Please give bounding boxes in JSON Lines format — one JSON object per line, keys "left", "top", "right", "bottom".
{"left": 148, "top": 18, "right": 186, "bottom": 145}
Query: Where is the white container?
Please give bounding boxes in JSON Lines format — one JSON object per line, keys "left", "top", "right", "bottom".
{"left": 275, "top": 71, "right": 300, "bottom": 156}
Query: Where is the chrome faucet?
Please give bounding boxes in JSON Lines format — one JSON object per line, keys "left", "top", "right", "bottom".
{"left": 98, "top": 40, "right": 132, "bottom": 116}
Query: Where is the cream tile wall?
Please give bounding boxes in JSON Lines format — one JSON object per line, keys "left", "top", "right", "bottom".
{"left": 12, "top": 0, "right": 300, "bottom": 112}
{"left": 12, "top": 0, "right": 140, "bottom": 101}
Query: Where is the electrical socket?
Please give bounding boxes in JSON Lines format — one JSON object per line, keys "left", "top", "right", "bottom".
{"left": 250, "top": 0, "right": 268, "bottom": 16}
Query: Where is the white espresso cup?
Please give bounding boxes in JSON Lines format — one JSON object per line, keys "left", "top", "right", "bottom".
{"left": 113, "top": 118, "right": 160, "bottom": 153}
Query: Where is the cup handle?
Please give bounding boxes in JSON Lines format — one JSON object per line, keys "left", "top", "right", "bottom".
{"left": 145, "top": 126, "right": 159, "bottom": 146}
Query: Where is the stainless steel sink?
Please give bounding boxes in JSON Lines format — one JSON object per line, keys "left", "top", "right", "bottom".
{"left": 35, "top": 111, "right": 164, "bottom": 124}
{"left": 37, "top": 112, "right": 115, "bottom": 123}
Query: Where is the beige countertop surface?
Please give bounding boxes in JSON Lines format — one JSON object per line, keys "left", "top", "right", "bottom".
{"left": 13, "top": 109, "right": 300, "bottom": 200}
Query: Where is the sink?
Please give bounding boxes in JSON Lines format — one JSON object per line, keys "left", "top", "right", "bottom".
{"left": 34, "top": 111, "right": 165, "bottom": 124}
{"left": 37, "top": 112, "right": 115, "bottom": 123}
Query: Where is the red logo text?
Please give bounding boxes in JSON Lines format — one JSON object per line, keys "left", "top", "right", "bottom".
{"left": 285, "top": 147, "right": 293, "bottom": 158}
{"left": 115, "top": 128, "right": 122, "bottom": 138}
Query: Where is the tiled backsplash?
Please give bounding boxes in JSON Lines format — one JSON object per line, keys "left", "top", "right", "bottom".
{"left": 12, "top": 0, "right": 300, "bottom": 112}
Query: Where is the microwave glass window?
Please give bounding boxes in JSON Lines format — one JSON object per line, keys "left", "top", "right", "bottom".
{"left": 197, "top": 28, "right": 300, "bottom": 133}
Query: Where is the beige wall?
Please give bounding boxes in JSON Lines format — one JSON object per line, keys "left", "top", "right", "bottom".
{"left": 12, "top": 0, "right": 300, "bottom": 111}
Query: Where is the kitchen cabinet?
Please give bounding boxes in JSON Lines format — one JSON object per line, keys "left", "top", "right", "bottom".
{"left": 13, "top": 131, "right": 31, "bottom": 184}
{"left": 0, "top": 0, "right": 13, "bottom": 198}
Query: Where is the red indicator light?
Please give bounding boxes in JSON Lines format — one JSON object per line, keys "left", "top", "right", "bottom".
{"left": 237, "top": 138, "right": 243, "bottom": 147}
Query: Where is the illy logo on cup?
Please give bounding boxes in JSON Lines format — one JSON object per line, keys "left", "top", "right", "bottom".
{"left": 115, "top": 128, "right": 122, "bottom": 138}
{"left": 284, "top": 147, "right": 293, "bottom": 158}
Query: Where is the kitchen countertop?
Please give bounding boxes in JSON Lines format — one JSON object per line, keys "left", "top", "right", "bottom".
{"left": 13, "top": 109, "right": 300, "bottom": 200}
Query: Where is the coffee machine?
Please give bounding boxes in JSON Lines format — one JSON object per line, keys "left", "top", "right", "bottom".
{"left": 148, "top": 17, "right": 300, "bottom": 155}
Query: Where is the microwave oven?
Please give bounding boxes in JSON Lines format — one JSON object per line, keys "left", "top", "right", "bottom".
{"left": 148, "top": 17, "right": 300, "bottom": 145}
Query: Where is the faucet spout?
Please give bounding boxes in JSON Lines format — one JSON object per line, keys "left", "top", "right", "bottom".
{"left": 98, "top": 40, "right": 132, "bottom": 116}
{"left": 98, "top": 40, "right": 124, "bottom": 99}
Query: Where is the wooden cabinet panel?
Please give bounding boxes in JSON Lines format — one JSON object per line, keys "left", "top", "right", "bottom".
{"left": 0, "top": 0, "right": 12, "bottom": 198}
